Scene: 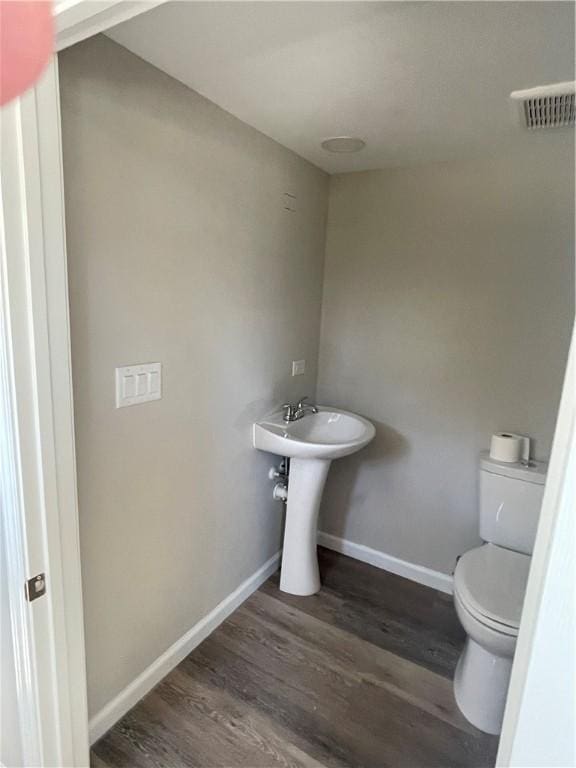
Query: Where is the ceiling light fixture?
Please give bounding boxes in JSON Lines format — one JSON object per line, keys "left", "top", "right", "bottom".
{"left": 321, "top": 136, "right": 366, "bottom": 153}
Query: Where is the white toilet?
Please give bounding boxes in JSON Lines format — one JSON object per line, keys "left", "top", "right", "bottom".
{"left": 453, "top": 451, "right": 547, "bottom": 735}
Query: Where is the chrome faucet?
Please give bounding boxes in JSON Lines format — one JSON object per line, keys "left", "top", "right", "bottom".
{"left": 282, "top": 396, "right": 318, "bottom": 423}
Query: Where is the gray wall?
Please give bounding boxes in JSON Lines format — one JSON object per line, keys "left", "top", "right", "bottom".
{"left": 60, "top": 36, "right": 328, "bottom": 717}
{"left": 318, "top": 138, "right": 574, "bottom": 574}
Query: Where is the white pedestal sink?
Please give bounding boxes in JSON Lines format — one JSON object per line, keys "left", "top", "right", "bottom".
{"left": 253, "top": 407, "right": 375, "bottom": 596}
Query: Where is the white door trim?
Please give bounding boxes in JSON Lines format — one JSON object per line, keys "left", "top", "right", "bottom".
{"left": 1, "top": 60, "right": 89, "bottom": 767}
{"left": 54, "top": 0, "right": 167, "bottom": 51}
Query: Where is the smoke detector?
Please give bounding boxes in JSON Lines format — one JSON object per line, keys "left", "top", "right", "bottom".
{"left": 510, "top": 82, "right": 575, "bottom": 129}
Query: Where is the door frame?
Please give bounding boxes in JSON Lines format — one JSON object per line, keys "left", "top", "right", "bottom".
{"left": 1, "top": 1, "right": 574, "bottom": 765}
{"left": 1, "top": 55, "right": 90, "bottom": 768}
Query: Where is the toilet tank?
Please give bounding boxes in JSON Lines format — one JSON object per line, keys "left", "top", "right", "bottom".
{"left": 479, "top": 451, "right": 547, "bottom": 555}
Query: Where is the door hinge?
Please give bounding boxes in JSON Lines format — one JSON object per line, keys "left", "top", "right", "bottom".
{"left": 25, "top": 573, "right": 46, "bottom": 602}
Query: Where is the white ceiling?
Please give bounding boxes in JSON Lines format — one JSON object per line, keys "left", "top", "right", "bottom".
{"left": 107, "top": 2, "right": 575, "bottom": 173}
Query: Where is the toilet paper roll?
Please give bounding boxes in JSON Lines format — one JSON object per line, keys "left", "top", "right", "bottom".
{"left": 490, "top": 432, "right": 523, "bottom": 463}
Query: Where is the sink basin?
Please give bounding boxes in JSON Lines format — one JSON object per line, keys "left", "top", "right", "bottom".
{"left": 253, "top": 405, "right": 375, "bottom": 596}
{"left": 253, "top": 407, "right": 375, "bottom": 460}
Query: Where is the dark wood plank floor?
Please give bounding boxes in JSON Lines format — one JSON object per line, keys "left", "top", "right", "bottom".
{"left": 92, "top": 548, "right": 499, "bottom": 768}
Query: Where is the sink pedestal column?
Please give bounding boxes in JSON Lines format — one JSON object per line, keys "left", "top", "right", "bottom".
{"left": 279, "top": 457, "right": 331, "bottom": 596}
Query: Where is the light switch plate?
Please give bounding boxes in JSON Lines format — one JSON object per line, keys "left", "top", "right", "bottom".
{"left": 292, "top": 359, "right": 306, "bottom": 376}
{"left": 116, "top": 363, "right": 161, "bottom": 408}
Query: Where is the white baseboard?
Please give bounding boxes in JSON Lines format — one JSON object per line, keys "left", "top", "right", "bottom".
{"left": 89, "top": 550, "right": 281, "bottom": 744}
{"left": 317, "top": 532, "right": 453, "bottom": 595}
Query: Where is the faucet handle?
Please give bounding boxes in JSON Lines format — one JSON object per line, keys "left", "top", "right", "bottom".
{"left": 296, "top": 396, "right": 318, "bottom": 415}
{"left": 282, "top": 403, "right": 295, "bottom": 422}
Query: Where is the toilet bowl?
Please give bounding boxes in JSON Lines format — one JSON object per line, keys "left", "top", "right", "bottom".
{"left": 453, "top": 544, "right": 529, "bottom": 734}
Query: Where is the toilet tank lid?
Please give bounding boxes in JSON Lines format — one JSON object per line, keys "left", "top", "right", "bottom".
{"left": 480, "top": 451, "right": 547, "bottom": 485}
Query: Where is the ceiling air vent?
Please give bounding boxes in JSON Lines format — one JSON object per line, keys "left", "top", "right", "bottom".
{"left": 510, "top": 82, "right": 575, "bottom": 129}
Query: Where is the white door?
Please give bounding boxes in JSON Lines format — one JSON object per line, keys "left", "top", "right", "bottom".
{"left": 0, "top": 529, "right": 25, "bottom": 766}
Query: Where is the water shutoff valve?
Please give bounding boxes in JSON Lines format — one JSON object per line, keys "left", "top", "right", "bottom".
{"left": 272, "top": 483, "right": 288, "bottom": 503}
{"left": 268, "top": 460, "right": 288, "bottom": 482}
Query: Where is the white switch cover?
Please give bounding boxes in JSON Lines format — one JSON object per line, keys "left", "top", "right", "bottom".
{"left": 292, "top": 359, "right": 306, "bottom": 376}
{"left": 116, "top": 363, "right": 162, "bottom": 408}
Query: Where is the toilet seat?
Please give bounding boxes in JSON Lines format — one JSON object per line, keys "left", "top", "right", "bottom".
{"left": 454, "top": 544, "right": 530, "bottom": 635}
{"left": 455, "top": 589, "right": 519, "bottom": 638}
